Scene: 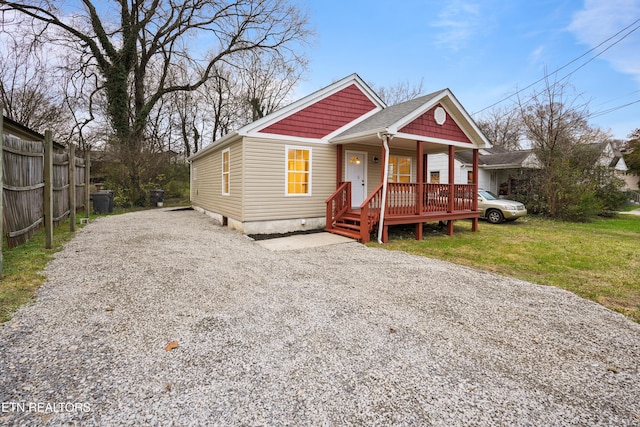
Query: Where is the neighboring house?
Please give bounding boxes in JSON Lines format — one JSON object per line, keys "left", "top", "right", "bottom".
{"left": 189, "top": 73, "right": 490, "bottom": 243}
{"left": 429, "top": 146, "right": 538, "bottom": 195}
{"left": 2, "top": 115, "right": 66, "bottom": 152}
{"left": 619, "top": 146, "right": 639, "bottom": 192}
{"left": 430, "top": 141, "right": 629, "bottom": 196}
{"left": 590, "top": 140, "right": 629, "bottom": 190}
{"left": 622, "top": 172, "right": 640, "bottom": 193}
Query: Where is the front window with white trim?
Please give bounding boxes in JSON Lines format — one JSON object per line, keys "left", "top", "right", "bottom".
{"left": 286, "top": 146, "right": 311, "bottom": 196}
{"left": 388, "top": 156, "right": 412, "bottom": 183}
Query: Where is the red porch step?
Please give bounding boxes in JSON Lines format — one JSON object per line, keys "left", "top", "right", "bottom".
{"left": 326, "top": 209, "right": 369, "bottom": 241}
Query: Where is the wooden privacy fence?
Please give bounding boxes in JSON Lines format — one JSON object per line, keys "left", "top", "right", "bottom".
{"left": 2, "top": 134, "right": 45, "bottom": 247}
{"left": 52, "top": 147, "right": 87, "bottom": 229}
{"left": 1, "top": 117, "right": 91, "bottom": 275}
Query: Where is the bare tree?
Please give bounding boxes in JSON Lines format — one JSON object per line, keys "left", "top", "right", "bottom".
{"left": 475, "top": 105, "right": 522, "bottom": 150}
{"left": 369, "top": 79, "right": 425, "bottom": 106}
{"left": 167, "top": 67, "right": 206, "bottom": 158}
{"left": 517, "top": 78, "right": 613, "bottom": 219}
{"left": 237, "top": 50, "right": 306, "bottom": 122}
{"left": 201, "top": 65, "right": 240, "bottom": 145}
{"left": 56, "top": 45, "right": 108, "bottom": 152}
{"left": 0, "top": 29, "right": 72, "bottom": 140}
{"left": 1, "top": 0, "right": 312, "bottom": 205}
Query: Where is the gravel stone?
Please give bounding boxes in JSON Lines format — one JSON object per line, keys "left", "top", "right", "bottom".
{"left": 1, "top": 208, "right": 639, "bottom": 426}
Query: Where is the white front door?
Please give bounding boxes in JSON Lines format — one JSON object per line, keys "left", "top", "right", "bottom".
{"left": 345, "top": 151, "right": 367, "bottom": 208}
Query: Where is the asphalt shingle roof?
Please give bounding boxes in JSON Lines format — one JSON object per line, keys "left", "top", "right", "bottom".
{"left": 334, "top": 91, "right": 444, "bottom": 138}
{"left": 456, "top": 148, "right": 533, "bottom": 167}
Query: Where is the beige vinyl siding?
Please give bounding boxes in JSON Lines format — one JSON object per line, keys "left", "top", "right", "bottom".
{"left": 243, "top": 138, "right": 336, "bottom": 221}
{"left": 191, "top": 141, "right": 243, "bottom": 219}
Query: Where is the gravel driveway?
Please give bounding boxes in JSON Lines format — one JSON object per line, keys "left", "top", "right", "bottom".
{"left": 1, "top": 208, "right": 639, "bottom": 426}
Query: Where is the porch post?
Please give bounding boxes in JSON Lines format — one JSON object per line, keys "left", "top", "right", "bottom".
{"left": 472, "top": 148, "right": 479, "bottom": 231}
{"left": 448, "top": 145, "right": 455, "bottom": 213}
{"left": 336, "top": 144, "right": 343, "bottom": 188}
{"left": 416, "top": 141, "right": 424, "bottom": 215}
{"left": 415, "top": 141, "right": 424, "bottom": 240}
{"left": 423, "top": 152, "right": 429, "bottom": 183}
{"left": 447, "top": 145, "right": 455, "bottom": 236}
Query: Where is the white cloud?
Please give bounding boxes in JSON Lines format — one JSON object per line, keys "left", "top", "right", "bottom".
{"left": 529, "top": 45, "right": 545, "bottom": 66}
{"left": 568, "top": 0, "right": 640, "bottom": 82}
{"left": 431, "top": 1, "right": 482, "bottom": 51}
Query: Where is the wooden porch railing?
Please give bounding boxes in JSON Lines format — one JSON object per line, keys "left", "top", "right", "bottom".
{"left": 423, "top": 183, "right": 449, "bottom": 213}
{"left": 385, "top": 182, "right": 417, "bottom": 215}
{"left": 386, "top": 182, "right": 476, "bottom": 214}
{"left": 325, "top": 181, "right": 351, "bottom": 230}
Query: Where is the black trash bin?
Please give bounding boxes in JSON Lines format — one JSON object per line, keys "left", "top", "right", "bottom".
{"left": 104, "top": 190, "right": 114, "bottom": 212}
{"left": 150, "top": 189, "right": 165, "bottom": 207}
{"left": 91, "top": 190, "right": 113, "bottom": 214}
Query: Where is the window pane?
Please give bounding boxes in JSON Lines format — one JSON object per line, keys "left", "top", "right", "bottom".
{"left": 399, "top": 158, "right": 411, "bottom": 175}
{"left": 222, "top": 150, "right": 230, "bottom": 194}
{"left": 287, "top": 148, "right": 311, "bottom": 195}
{"left": 223, "top": 151, "right": 229, "bottom": 171}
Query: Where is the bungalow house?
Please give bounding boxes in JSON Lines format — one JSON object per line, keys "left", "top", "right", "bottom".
{"left": 189, "top": 73, "right": 490, "bottom": 243}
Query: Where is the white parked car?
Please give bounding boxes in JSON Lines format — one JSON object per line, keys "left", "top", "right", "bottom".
{"left": 478, "top": 190, "right": 527, "bottom": 224}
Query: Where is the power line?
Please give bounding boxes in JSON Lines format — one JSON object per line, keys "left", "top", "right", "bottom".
{"left": 472, "top": 17, "right": 640, "bottom": 116}
{"left": 555, "top": 23, "right": 640, "bottom": 83}
{"left": 593, "top": 89, "right": 640, "bottom": 109}
{"left": 588, "top": 98, "right": 640, "bottom": 119}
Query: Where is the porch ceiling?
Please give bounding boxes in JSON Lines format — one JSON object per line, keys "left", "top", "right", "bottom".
{"left": 331, "top": 134, "right": 477, "bottom": 154}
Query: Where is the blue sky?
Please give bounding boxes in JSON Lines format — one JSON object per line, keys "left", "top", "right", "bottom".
{"left": 295, "top": 0, "right": 640, "bottom": 140}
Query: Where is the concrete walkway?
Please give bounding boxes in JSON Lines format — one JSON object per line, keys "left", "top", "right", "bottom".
{"left": 619, "top": 207, "right": 640, "bottom": 216}
{"left": 255, "top": 232, "right": 354, "bottom": 251}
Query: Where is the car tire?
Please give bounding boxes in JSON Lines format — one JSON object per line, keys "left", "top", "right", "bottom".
{"left": 486, "top": 209, "right": 504, "bottom": 224}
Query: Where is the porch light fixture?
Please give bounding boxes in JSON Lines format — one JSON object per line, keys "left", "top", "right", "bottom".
{"left": 372, "top": 156, "right": 379, "bottom": 163}
{"left": 349, "top": 155, "right": 361, "bottom": 165}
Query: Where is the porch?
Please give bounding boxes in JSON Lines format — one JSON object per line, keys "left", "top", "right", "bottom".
{"left": 325, "top": 181, "right": 479, "bottom": 243}
{"left": 322, "top": 90, "right": 487, "bottom": 243}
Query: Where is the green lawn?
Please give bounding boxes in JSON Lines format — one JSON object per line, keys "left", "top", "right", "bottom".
{"left": 0, "top": 221, "right": 78, "bottom": 323}
{"left": 371, "top": 215, "right": 640, "bottom": 322}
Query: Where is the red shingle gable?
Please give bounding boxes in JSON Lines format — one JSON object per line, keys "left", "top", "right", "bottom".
{"left": 400, "top": 104, "right": 471, "bottom": 143}
{"left": 259, "top": 84, "right": 377, "bottom": 138}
